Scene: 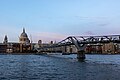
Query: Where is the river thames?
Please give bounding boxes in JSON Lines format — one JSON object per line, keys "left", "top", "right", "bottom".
{"left": 0, "top": 54, "right": 120, "bottom": 80}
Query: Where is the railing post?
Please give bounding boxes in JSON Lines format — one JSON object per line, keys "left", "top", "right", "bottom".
{"left": 77, "top": 50, "right": 86, "bottom": 61}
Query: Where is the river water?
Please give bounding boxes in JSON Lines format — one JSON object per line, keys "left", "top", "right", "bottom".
{"left": 0, "top": 54, "right": 120, "bottom": 80}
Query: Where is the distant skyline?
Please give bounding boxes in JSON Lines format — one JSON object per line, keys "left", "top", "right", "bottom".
{"left": 0, "top": 0, "right": 120, "bottom": 43}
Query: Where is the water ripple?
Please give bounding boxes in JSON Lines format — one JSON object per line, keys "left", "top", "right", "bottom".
{"left": 0, "top": 54, "right": 120, "bottom": 80}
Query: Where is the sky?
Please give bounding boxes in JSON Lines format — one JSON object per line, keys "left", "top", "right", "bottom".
{"left": 0, "top": 0, "right": 120, "bottom": 43}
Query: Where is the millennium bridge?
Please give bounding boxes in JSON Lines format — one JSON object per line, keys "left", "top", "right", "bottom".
{"left": 35, "top": 35, "right": 120, "bottom": 61}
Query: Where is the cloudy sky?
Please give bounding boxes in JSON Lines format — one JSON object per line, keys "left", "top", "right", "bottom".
{"left": 0, "top": 0, "right": 120, "bottom": 43}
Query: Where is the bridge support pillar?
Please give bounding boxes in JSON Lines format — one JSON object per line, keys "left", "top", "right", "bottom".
{"left": 77, "top": 50, "right": 85, "bottom": 61}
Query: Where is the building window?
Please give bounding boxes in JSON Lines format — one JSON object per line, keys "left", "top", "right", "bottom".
{"left": 24, "top": 38, "right": 26, "bottom": 41}
{"left": 20, "top": 39, "right": 22, "bottom": 41}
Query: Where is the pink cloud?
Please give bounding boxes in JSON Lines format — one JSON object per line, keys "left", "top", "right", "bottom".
{"left": 31, "top": 32, "right": 67, "bottom": 43}
{"left": 84, "top": 31, "right": 95, "bottom": 35}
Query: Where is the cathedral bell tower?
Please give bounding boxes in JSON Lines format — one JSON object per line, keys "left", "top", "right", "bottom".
{"left": 3, "top": 35, "right": 8, "bottom": 44}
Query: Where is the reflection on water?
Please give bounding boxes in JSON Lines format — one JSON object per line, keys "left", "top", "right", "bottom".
{"left": 0, "top": 54, "right": 120, "bottom": 80}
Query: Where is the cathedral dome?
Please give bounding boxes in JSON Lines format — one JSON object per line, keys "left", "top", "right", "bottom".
{"left": 20, "top": 32, "right": 28, "bottom": 38}
{"left": 19, "top": 28, "right": 30, "bottom": 44}
{"left": 20, "top": 28, "right": 28, "bottom": 38}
